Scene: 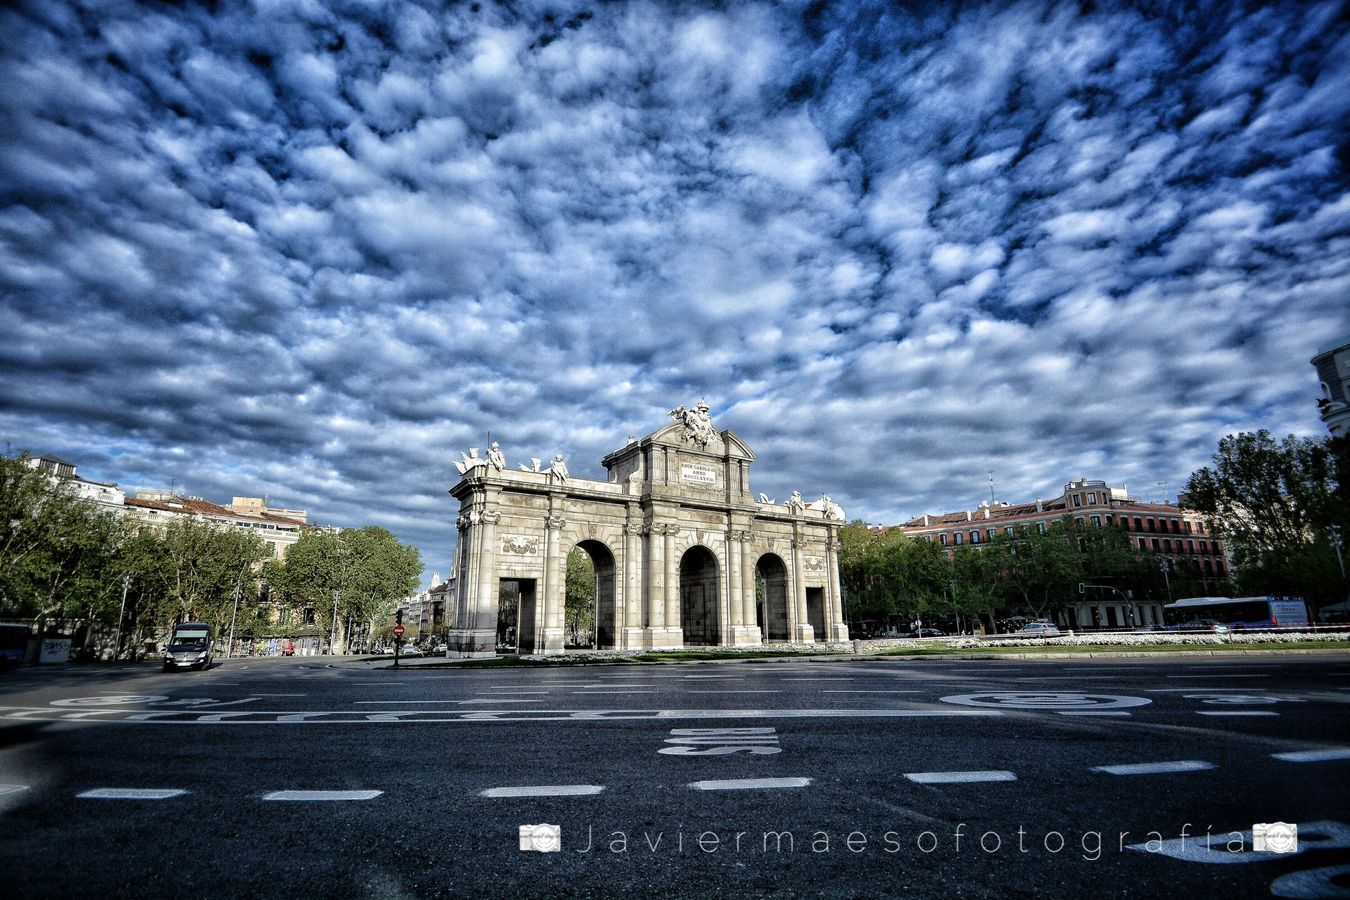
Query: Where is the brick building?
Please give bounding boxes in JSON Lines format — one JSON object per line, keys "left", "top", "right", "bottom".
{"left": 899, "top": 477, "right": 1228, "bottom": 629}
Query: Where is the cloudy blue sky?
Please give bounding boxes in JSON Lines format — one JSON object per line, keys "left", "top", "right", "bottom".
{"left": 2, "top": 0, "right": 1347, "bottom": 583}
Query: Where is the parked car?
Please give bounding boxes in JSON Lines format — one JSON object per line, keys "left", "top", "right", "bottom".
{"left": 1015, "top": 622, "right": 1062, "bottom": 638}
{"left": 912, "top": 628, "right": 946, "bottom": 638}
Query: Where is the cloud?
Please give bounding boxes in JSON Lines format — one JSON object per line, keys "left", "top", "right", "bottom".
{"left": 0, "top": 0, "right": 1346, "bottom": 576}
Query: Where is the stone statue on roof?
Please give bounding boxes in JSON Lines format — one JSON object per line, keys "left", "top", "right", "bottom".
{"left": 668, "top": 398, "right": 716, "bottom": 448}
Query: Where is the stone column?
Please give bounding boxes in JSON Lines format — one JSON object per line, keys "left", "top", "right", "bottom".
{"left": 726, "top": 530, "right": 742, "bottom": 628}
{"left": 824, "top": 529, "right": 849, "bottom": 641}
{"left": 663, "top": 524, "right": 679, "bottom": 635}
{"left": 791, "top": 531, "right": 814, "bottom": 643}
{"left": 645, "top": 524, "right": 664, "bottom": 630}
{"left": 622, "top": 522, "right": 644, "bottom": 649}
{"left": 539, "top": 514, "right": 566, "bottom": 654}
{"left": 740, "top": 534, "right": 756, "bottom": 629}
{"left": 475, "top": 509, "right": 500, "bottom": 637}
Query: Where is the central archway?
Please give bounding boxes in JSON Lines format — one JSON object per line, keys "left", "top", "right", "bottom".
{"left": 756, "top": 553, "right": 790, "bottom": 642}
{"left": 679, "top": 546, "right": 720, "bottom": 646}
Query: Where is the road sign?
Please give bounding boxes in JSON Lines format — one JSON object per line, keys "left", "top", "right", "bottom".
{"left": 393, "top": 625, "right": 405, "bottom": 637}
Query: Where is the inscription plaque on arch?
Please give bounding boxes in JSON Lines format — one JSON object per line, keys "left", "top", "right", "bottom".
{"left": 681, "top": 462, "right": 717, "bottom": 485}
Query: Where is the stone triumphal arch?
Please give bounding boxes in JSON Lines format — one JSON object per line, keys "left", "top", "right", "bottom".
{"left": 445, "top": 402, "right": 848, "bottom": 655}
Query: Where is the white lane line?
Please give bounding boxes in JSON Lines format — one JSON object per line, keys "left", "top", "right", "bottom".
{"left": 355, "top": 682, "right": 407, "bottom": 686}
{"left": 252, "top": 693, "right": 306, "bottom": 697}
{"left": 688, "top": 690, "right": 781, "bottom": 694}
{"left": 457, "top": 699, "right": 546, "bottom": 704}
{"left": 1091, "top": 760, "right": 1214, "bottom": 775}
{"left": 79, "top": 788, "right": 187, "bottom": 800}
{"left": 1058, "top": 711, "right": 1132, "bottom": 717}
{"left": 355, "top": 700, "right": 544, "bottom": 705}
{"left": 783, "top": 678, "right": 851, "bottom": 682}
{"left": 263, "top": 790, "right": 382, "bottom": 801}
{"left": 0, "top": 784, "right": 30, "bottom": 796}
{"left": 1166, "top": 674, "right": 1271, "bottom": 679}
{"left": 905, "top": 771, "right": 1016, "bottom": 784}
{"left": 689, "top": 777, "right": 811, "bottom": 791}
{"left": 1147, "top": 688, "right": 1268, "bottom": 692}
{"left": 1197, "top": 711, "right": 1279, "bottom": 717}
{"left": 571, "top": 690, "right": 656, "bottom": 694}
{"left": 480, "top": 785, "right": 604, "bottom": 798}
{"left": 1272, "top": 748, "right": 1350, "bottom": 762}
{"left": 822, "top": 690, "right": 922, "bottom": 694}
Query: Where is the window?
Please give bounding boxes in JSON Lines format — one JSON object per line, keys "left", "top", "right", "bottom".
{"left": 939, "top": 534, "right": 947, "bottom": 546}
{"left": 1091, "top": 515, "right": 1101, "bottom": 527}
{"left": 954, "top": 532, "right": 964, "bottom": 545}
{"left": 970, "top": 531, "right": 980, "bottom": 544}
{"left": 987, "top": 529, "right": 996, "bottom": 541}
{"left": 1037, "top": 522, "right": 1047, "bottom": 534}
{"left": 1133, "top": 517, "right": 1143, "bottom": 531}
{"left": 1139, "top": 537, "right": 1148, "bottom": 550}
{"left": 1147, "top": 518, "right": 1156, "bottom": 532}
{"left": 1073, "top": 494, "right": 1082, "bottom": 507}
{"left": 1088, "top": 492, "right": 1097, "bottom": 504}
{"left": 1005, "top": 526, "right": 1015, "bottom": 536}
{"left": 1152, "top": 539, "right": 1161, "bottom": 551}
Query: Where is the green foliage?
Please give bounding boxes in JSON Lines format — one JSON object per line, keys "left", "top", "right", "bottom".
{"left": 0, "top": 451, "right": 130, "bottom": 622}
{"left": 264, "top": 525, "right": 422, "bottom": 652}
{"left": 1184, "top": 431, "right": 1348, "bottom": 602}
{"left": 564, "top": 547, "right": 596, "bottom": 646}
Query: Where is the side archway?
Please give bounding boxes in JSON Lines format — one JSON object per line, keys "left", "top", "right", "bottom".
{"left": 570, "top": 539, "right": 617, "bottom": 649}
{"left": 756, "top": 553, "right": 790, "bottom": 642}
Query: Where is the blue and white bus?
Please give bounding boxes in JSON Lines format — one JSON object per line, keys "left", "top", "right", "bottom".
{"left": 1163, "top": 596, "right": 1310, "bottom": 630}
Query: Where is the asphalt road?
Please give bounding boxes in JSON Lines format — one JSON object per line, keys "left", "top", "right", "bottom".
{"left": 1, "top": 654, "right": 1348, "bottom": 898}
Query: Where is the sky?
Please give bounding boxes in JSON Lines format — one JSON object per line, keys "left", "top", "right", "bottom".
{"left": 1, "top": 0, "right": 1347, "bottom": 585}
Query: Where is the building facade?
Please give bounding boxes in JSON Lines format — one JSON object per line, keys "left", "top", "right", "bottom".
{"left": 445, "top": 402, "right": 848, "bottom": 656}
{"left": 899, "top": 477, "right": 1228, "bottom": 629}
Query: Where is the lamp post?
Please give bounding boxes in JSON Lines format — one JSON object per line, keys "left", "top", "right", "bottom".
{"left": 1159, "top": 559, "right": 1173, "bottom": 603}
{"left": 226, "top": 581, "right": 241, "bottom": 659}
{"left": 112, "top": 574, "right": 130, "bottom": 661}
{"left": 330, "top": 589, "right": 339, "bottom": 655}
{"left": 1330, "top": 525, "right": 1347, "bottom": 605}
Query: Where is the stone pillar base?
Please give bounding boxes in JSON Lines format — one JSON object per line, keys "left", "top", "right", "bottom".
{"left": 644, "top": 627, "right": 684, "bottom": 649}
{"left": 825, "top": 623, "right": 851, "bottom": 642}
{"left": 726, "top": 626, "right": 763, "bottom": 647}
{"left": 619, "top": 627, "right": 647, "bottom": 651}
{"left": 537, "top": 627, "right": 566, "bottom": 655}
{"left": 448, "top": 629, "right": 495, "bottom": 657}
{"left": 793, "top": 624, "right": 816, "bottom": 644}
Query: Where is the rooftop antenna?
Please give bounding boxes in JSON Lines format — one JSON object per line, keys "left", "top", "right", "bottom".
{"left": 1157, "top": 480, "right": 1168, "bottom": 504}
{"left": 988, "top": 471, "right": 996, "bottom": 505}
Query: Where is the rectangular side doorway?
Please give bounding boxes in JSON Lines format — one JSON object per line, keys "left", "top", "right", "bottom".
{"left": 806, "top": 587, "right": 826, "bottom": 641}
{"left": 497, "top": 579, "right": 537, "bottom": 654}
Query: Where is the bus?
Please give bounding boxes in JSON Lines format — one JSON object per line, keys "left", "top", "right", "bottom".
{"left": 1163, "top": 596, "right": 1310, "bottom": 631}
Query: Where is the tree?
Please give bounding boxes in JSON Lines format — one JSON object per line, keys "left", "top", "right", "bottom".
{"left": 979, "top": 521, "right": 1080, "bottom": 622}
{"left": 265, "top": 526, "right": 421, "bottom": 653}
{"left": 564, "top": 548, "right": 595, "bottom": 646}
{"left": 1184, "top": 431, "right": 1346, "bottom": 605}
{"left": 0, "top": 451, "right": 131, "bottom": 629}
{"left": 140, "top": 516, "right": 269, "bottom": 628}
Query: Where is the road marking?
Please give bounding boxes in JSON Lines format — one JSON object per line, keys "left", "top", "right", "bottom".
{"left": 480, "top": 785, "right": 604, "bottom": 798}
{"left": 942, "top": 692, "right": 1151, "bottom": 710}
{"left": 355, "top": 682, "right": 407, "bottom": 686}
{"left": 1147, "top": 688, "right": 1267, "bottom": 692}
{"left": 1090, "top": 760, "right": 1214, "bottom": 775}
{"left": 79, "top": 788, "right": 187, "bottom": 800}
{"left": 821, "top": 690, "right": 922, "bottom": 694}
{"left": 1057, "top": 711, "right": 1132, "bottom": 717}
{"left": 0, "top": 705, "right": 1001, "bottom": 724}
{"left": 571, "top": 690, "right": 656, "bottom": 694}
{"left": 0, "top": 785, "right": 29, "bottom": 796}
{"left": 904, "top": 770, "right": 1016, "bottom": 784}
{"left": 689, "top": 777, "right": 810, "bottom": 791}
{"left": 263, "top": 790, "right": 383, "bottom": 801}
{"left": 1166, "top": 674, "right": 1271, "bottom": 679}
{"left": 252, "top": 693, "right": 306, "bottom": 697}
{"left": 1196, "top": 711, "right": 1279, "bottom": 717}
{"left": 688, "top": 690, "right": 781, "bottom": 694}
{"left": 1272, "top": 748, "right": 1350, "bottom": 762}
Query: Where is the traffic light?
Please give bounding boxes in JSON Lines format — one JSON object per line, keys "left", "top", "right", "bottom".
{"left": 396, "top": 609, "right": 403, "bottom": 625}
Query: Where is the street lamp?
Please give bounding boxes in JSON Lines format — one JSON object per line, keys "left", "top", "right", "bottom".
{"left": 1159, "top": 559, "right": 1173, "bottom": 603}
{"left": 112, "top": 574, "right": 130, "bottom": 661}
{"left": 331, "top": 588, "right": 340, "bottom": 655}
{"left": 1330, "top": 525, "right": 1347, "bottom": 604}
